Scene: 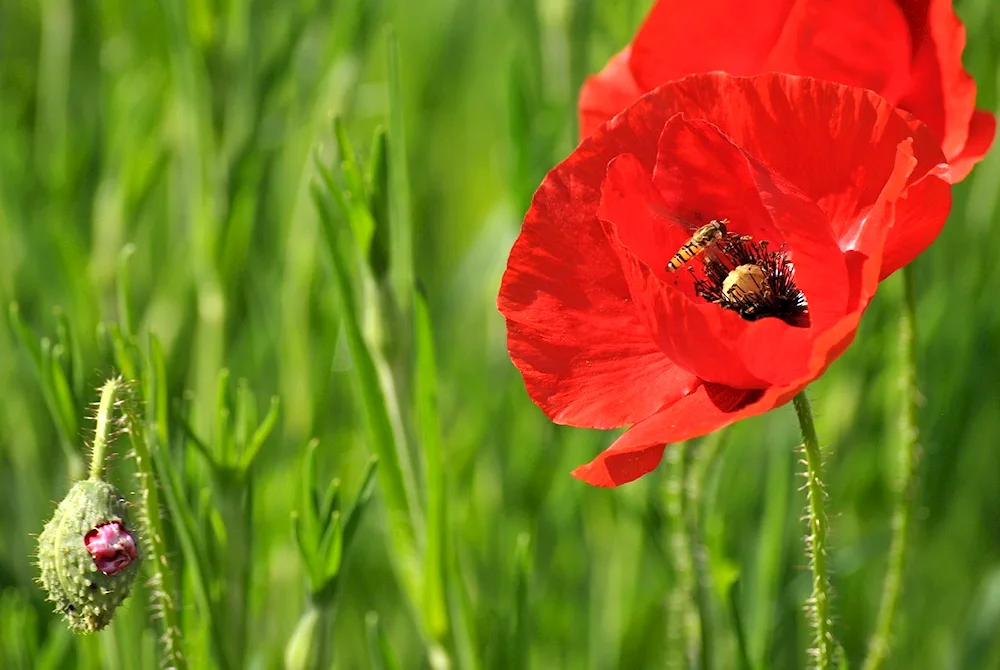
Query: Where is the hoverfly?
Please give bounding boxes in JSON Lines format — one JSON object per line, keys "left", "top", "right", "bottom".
{"left": 665, "top": 218, "right": 728, "bottom": 272}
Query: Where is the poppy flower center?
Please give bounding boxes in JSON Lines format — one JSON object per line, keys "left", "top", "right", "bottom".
{"left": 689, "top": 233, "right": 809, "bottom": 328}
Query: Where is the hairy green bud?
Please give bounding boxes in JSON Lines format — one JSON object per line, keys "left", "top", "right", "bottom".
{"left": 37, "top": 479, "right": 141, "bottom": 633}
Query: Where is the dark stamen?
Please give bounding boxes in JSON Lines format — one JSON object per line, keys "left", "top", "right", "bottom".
{"left": 691, "top": 233, "right": 809, "bottom": 327}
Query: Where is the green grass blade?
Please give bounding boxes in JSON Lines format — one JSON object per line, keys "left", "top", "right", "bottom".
{"left": 749, "top": 441, "right": 794, "bottom": 667}
{"left": 117, "top": 244, "right": 137, "bottom": 340}
{"left": 312, "top": 181, "right": 423, "bottom": 595}
{"left": 238, "top": 395, "right": 279, "bottom": 474}
{"left": 53, "top": 307, "right": 84, "bottom": 397}
{"left": 366, "top": 612, "right": 401, "bottom": 670}
{"left": 343, "top": 456, "right": 379, "bottom": 550}
{"left": 365, "top": 126, "right": 390, "bottom": 280}
{"left": 414, "top": 291, "right": 449, "bottom": 642}
{"left": 40, "top": 339, "right": 79, "bottom": 454}
{"left": 215, "top": 368, "right": 234, "bottom": 466}
{"left": 106, "top": 323, "right": 139, "bottom": 381}
{"left": 384, "top": 27, "right": 413, "bottom": 320}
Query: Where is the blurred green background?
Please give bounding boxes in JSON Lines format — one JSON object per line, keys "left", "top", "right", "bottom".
{"left": 1, "top": 0, "right": 998, "bottom": 668}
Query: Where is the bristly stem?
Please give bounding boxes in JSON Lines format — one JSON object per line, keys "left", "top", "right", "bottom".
{"left": 793, "top": 391, "right": 835, "bottom": 670}
{"left": 121, "top": 383, "right": 187, "bottom": 669}
{"left": 88, "top": 377, "right": 124, "bottom": 481}
{"left": 686, "top": 433, "right": 724, "bottom": 668}
{"left": 863, "top": 265, "right": 921, "bottom": 670}
{"left": 665, "top": 441, "right": 700, "bottom": 669}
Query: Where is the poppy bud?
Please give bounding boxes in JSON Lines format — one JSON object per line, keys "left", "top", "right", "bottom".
{"left": 37, "top": 479, "right": 142, "bottom": 633}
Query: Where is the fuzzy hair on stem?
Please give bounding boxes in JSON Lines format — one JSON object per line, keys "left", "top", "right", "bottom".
{"left": 793, "top": 391, "right": 836, "bottom": 670}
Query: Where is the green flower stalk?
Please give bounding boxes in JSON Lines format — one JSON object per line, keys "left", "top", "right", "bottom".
{"left": 794, "top": 391, "right": 835, "bottom": 669}
{"left": 37, "top": 377, "right": 142, "bottom": 633}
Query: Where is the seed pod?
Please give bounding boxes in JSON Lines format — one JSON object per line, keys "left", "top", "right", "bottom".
{"left": 37, "top": 479, "right": 141, "bottom": 633}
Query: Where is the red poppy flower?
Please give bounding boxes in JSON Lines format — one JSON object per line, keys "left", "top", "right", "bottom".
{"left": 579, "top": 0, "right": 995, "bottom": 182}
{"left": 498, "top": 73, "right": 950, "bottom": 487}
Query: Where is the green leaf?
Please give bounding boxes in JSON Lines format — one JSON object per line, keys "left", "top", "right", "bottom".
{"left": 414, "top": 290, "right": 448, "bottom": 640}
{"left": 749, "top": 440, "right": 795, "bottom": 667}
{"left": 53, "top": 307, "right": 83, "bottom": 397}
{"left": 727, "top": 580, "right": 753, "bottom": 670}
{"left": 7, "top": 303, "right": 43, "bottom": 368}
{"left": 215, "top": 368, "right": 234, "bottom": 465}
{"left": 146, "top": 333, "right": 171, "bottom": 449}
{"left": 106, "top": 322, "right": 139, "bottom": 380}
{"left": 342, "top": 456, "right": 378, "bottom": 551}
{"left": 318, "top": 510, "right": 344, "bottom": 581}
{"left": 510, "top": 533, "right": 532, "bottom": 668}
{"left": 838, "top": 643, "right": 851, "bottom": 670}
{"left": 366, "top": 126, "right": 390, "bottom": 280}
{"left": 311, "top": 178, "right": 423, "bottom": 596}
{"left": 446, "top": 543, "right": 481, "bottom": 670}
{"left": 171, "top": 399, "right": 217, "bottom": 469}
{"left": 291, "top": 511, "right": 323, "bottom": 588}
{"left": 300, "top": 439, "right": 323, "bottom": 548}
{"left": 333, "top": 118, "right": 376, "bottom": 257}
{"left": 319, "top": 471, "right": 342, "bottom": 529}
{"left": 40, "top": 338, "right": 79, "bottom": 453}
{"left": 238, "top": 395, "right": 279, "bottom": 474}
{"left": 385, "top": 27, "right": 413, "bottom": 319}
{"left": 366, "top": 612, "right": 401, "bottom": 670}
{"left": 117, "top": 243, "right": 137, "bottom": 340}
{"left": 233, "top": 379, "right": 256, "bottom": 455}
{"left": 8, "top": 304, "right": 79, "bottom": 465}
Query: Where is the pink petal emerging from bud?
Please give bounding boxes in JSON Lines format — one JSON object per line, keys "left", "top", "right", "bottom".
{"left": 84, "top": 522, "right": 138, "bottom": 575}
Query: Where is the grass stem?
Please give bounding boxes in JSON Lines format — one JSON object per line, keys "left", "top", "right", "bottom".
{"left": 862, "top": 265, "right": 921, "bottom": 670}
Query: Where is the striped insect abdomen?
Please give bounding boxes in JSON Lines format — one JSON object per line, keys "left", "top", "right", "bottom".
{"left": 665, "top": 220, "right": 727, "bottom": 272}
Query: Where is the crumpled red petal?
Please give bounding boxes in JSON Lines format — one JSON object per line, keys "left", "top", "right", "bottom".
{"left": 572, "top": 305, "right": 872, "bottom": 487}
{"left": 571, "top": 383, "right": 800, "bottom": 487}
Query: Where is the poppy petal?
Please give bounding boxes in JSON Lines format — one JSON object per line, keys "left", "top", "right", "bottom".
{"left": 630, "top": 0, "right": 797, "bottom": 88}
{"left": 650, "top": 113, "right": 850, "bottom": 330}
{"left": 651, "top": 115, "right": 852, "bottom": 386}
{"left": 579, "top": 48, "right": 645, "bottom": 140}
{"left": 948, "top": 110, "right": 997, "bottom": 183}
{"left": 630, "top": 0, "right": 911, "bottom": 103}
{"left": 499, "top": 134, "right": 699, "bottom": 429}
{"left": 662, "top": 75, "right": 947, "bottom": 260}
{"left": 596, "top": 152, "right": 692, "bottom": 279}
{"left": 897, "top": 0, "right": 971, "bottom": 155}
{"left": 762, "top": 0, "right": 912, "bottom": 103}
{"left": 843, "top": 140, "right": 918, "bottom": 306}
{"left": 571, "top": 382, "right": 800, "bottom": 487}
{"left": 880, "top": 162, "right": 952, "bottom": 279}
{"left": 571, "top": 306, "right": 869, "bottom": 488}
